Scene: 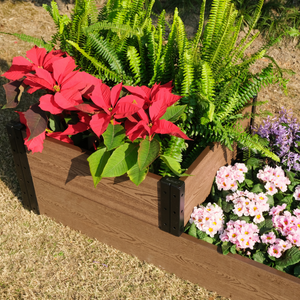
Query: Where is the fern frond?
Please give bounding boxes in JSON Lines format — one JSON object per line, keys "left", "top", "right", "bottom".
{"left": 191, "top": 0, "right": 206, "bottom": 57}
{"left": 1, "top": 32, "right": 53, "bottom": 51}
{"left": 88, "top": 33, "right": 124, "bottom": 75}
{"left": 66, "top": 40, "right": 121, "bottom": 82}
{"left": 200, "top": 62, "right": 215, "bottom": 100}
{"left": 227, "top": 126, "right": 280, "bottom": 162}
{"left": 159, "top": 135, "right": 187, "bottom": 177}
{"left": 209, "top": 4, "right": 237, "bottom": 67}
{"left": 84, "top": 21, "right": 141, "bottom": 37}
{"left": 181, "top": 51, "right": 194, "bottom": 96}
{"left": 202, "top": 0, "right": 225, "bottom": 54}
{"left": 127, "top": 46, "right": 141, "bottom": 84}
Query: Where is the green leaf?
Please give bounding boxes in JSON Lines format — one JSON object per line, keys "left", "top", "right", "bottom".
{"left": 160, "top": 105, "right": 186, "bottom": 122}
{"left": 196, "top": 229, "right": 207, "bottom": 240}
{"left": 266, "top": 195, "right": 274, "bottom": 207}
{"left": 286, "top": 171, "right": 295, "bottom": 182}
{"left": 230, "top": 244, "right": 236, "bottom": 254}
{"left": 102, "top": 124, "right": 126, "bottom": 151}
{"left": 184, "top": 222, "right": 191, "bottom": 233}
{"left": 287, "top": 27, "right": 300, "bottom": 37}
{"left": 293, "top": 264, "right": 300, "bottom": 277}
{"left": 102, "top": 143, "right": 138, "bottom": 177}
{"left": 127, "top": 162, "right": 148, "bottom": 186}
{"left": 253, "top": 251, "right": 265, "bottom": 264}
{"left": 251, "top": 183, "right": 265, "bottom": 193}
{"left": 48, "top": 114, "right": 64, "bottom": 132}
{"left": 203, "top": 235, "right": 214, "bottom": 244}
{"left": 221, "top": 242, "right": 231, "bottom": 255}
{"left": 222, "top": 200, "right": 234, "bottom": 213}
{"left": 277, "top": 247, "right": 300, "bottom": 268}
{"left": 160, "top": 155, "right": 190, "bottom": 177}
{"left": 246, "top": 157, "right": 261, "bottom": 168}
{"left": 281, "top": 195, "right": 293, "bottom": 206}
{"left": 275, "top": 264, "right": 284, "bottom": 271}
{"left": 259, "top": 218, "right": 273, "bottom": 235}
{"left": 87, "top": 148, "right": 111, "bottom": 187}
{"left": 138, "top": 139, "right": 160, "bottom": 170}
{"left": 245, "top": 179, "right": 253, "bottom": 187}
{"left": 188, "top": 223, "right": 197, "bottom": 238}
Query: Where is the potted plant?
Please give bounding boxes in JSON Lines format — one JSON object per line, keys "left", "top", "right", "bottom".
{"left": 3, "top": 0, "right": 300, "bottom": 298}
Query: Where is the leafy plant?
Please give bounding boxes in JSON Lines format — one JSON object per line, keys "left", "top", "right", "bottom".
{"left": 2, "top": 47, "right": 191, "bottom": 186}
{"left": 1, "top": 0, "right": 293, "bottom": 178}
{"left": 186, "top": 160, "right": 300, "bottom": 278}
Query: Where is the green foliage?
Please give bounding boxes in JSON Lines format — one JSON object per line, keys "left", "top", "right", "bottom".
{"left": 4, "top": 0, "right": 292, "bottom": 177}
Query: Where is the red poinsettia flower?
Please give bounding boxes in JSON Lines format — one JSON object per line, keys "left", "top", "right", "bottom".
{"left": 46, "top": 131, "right": 74, "bottom": 144}
{"left": 87, "top": 82, "right": 145, "bottom": 137}
{"left": 62, "top": 112, "right": 91, "bottom": 135}
{"left": 125, "top": 96, "right": 191, "bottom": 141}
{"left": 23, "top": 56, "right": 92, "bottom": 114}
{"left": 124, "top": 81, "right": 179, "bottom": 109}
{"left": 17, "top": 111, "right": 46, "bottom": 153}
{"left": 2, "top": 45, "right": 65, "bottom": 80}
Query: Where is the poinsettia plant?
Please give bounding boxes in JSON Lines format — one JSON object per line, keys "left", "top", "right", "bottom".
{"left": 2, "top": 46, "right": 191, "bottom": 186}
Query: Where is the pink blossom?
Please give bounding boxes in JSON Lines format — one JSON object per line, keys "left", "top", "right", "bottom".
{"left": 264, "top": 182, "right": 278, "bottom": 195}
{"left": 261, "top": 232, "right": 277, "bottom": 244}
{"left": 293, "top": 186, "right": 300, "bottom": 200}
{"left": 268, "top": 245, "right": 282, "bottom": 258}
{"left": 275, "top": 239, "right": 292, "bottom": 251}
{"left": 189, "top": 203, "right": 224, "bottom": 237}
{"left": 269, "top": 204, "right": 287, "bottom": 216}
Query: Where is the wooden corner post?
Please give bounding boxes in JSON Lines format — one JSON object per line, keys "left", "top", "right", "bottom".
{"left": 159, "top": 177, "right": 185, "bottom": 237}
{"left": 6, "top": 121, "right": 40, "bottom": 214}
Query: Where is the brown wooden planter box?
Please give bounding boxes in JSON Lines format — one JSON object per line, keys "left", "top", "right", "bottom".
{"left": 6, "top": 104, "right": 300, "bottom": 300}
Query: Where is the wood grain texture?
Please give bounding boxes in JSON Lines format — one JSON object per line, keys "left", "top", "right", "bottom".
{"left": 182, "top": 143, "right": 237, "bottom": 225}
{"left": 31, "top": 176, "right": 300, "bottom": 300}
{"left": 27, "top": 137, "right": 161, "bottom": 227}
{"left": 181, "top": 105, "right": 252, "bottom": 225}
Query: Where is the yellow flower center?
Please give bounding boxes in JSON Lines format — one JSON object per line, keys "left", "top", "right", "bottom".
{"left": 53, "top": 85, "right": 60, "bottom": 92}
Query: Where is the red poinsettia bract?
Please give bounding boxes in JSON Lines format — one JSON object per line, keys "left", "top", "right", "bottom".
{"left": 125, "top": 85, "right": 191, "bottom": 141}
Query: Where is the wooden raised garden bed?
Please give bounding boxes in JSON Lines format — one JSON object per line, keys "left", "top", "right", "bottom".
{"left": 6, "top": 105, "right": 300, "bottom": 300}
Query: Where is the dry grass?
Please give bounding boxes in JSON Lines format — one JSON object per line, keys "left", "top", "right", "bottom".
{"left": 0, "top": 1, "right": 228, "bottom": 299}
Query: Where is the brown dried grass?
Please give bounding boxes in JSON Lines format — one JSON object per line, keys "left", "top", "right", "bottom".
{"left": 0, "top": 1, "right": 228, "bottom": 299}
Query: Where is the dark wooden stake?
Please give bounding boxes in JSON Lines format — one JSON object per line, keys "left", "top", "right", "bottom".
{"left": 159, "top": 177, "right": 185, "bottom": 237}
{"left": 6, "top": 121, "right": 40, "bottom": 214}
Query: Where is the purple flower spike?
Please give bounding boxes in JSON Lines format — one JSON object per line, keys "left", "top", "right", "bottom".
{"left": 253, "top": 108, "right": 300, "bottom": 171}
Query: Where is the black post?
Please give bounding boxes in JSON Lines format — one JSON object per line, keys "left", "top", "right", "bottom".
{"left": 6, "top": 121, "right": 40, "bottom": 214}
{"left": 250, "top": 95, "right": 257, "bottom": 132}
{"left": 159, "top": 177, "right": 185, "bottom": 237}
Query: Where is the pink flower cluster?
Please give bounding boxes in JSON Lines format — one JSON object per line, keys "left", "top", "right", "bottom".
{"left": 257, "top": 166, "right": 291, "bottom": 195}
{"left": 271, "top": 206, "right": 300, "bottom": 248}
{"left": 226, "top": 190, "right": 269, "bottom": 223}
{"left": 215, "top": 163, "right": 248, "bottom": 191}
{"left": 189, "top": 203, "right": 224, "bottom": 237}
{"left": 293, "top": 185, "right": 300, "bottom": 200}
{"left": 220, "top": 220, "right": 260, "bottom": 250}
{"left": 260, "top": 231, "right": 292, "bottom": 258}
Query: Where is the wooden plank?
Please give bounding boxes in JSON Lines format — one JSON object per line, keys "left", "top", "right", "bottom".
{"left": 32, "top": 177, "right": 300, "bottom": 300}
{"left": 182, "top": 105, "right": 252, "bottom": 225}
{"left": 27, "top": 137, "right": 161, "bottom": 227}
{"left": 182, "top": 143, "right": 236, "bottom": 225}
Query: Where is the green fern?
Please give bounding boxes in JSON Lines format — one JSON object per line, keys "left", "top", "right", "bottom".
{"left": 0, "top": 32, "right": 53, "bottom": 51}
